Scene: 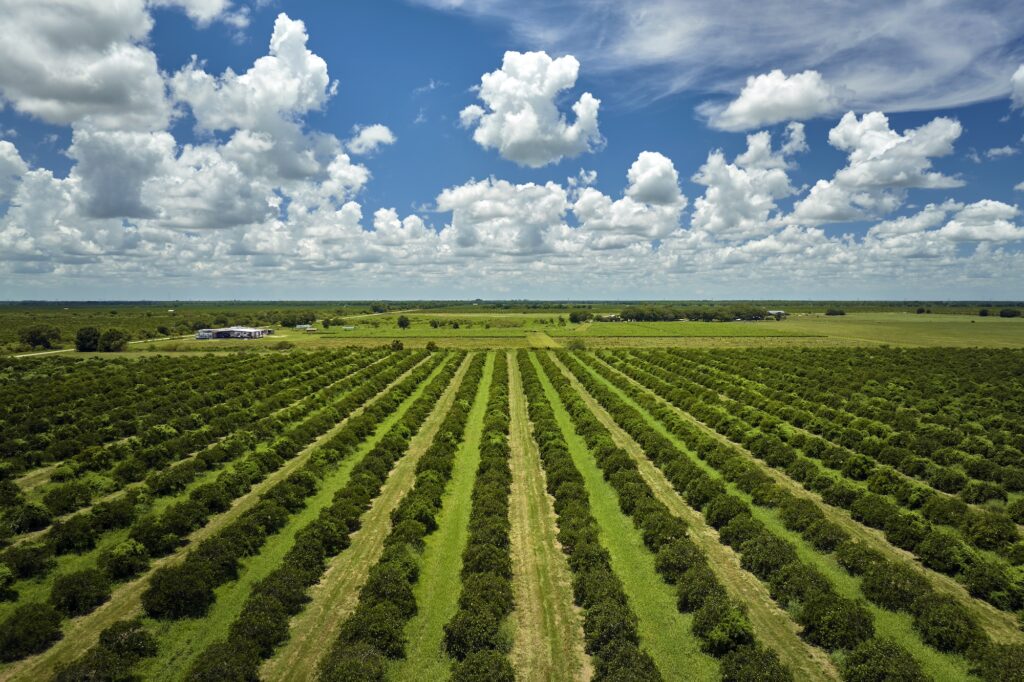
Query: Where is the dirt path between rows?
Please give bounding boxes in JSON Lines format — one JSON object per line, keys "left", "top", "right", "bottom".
{"left": 260, "top": 354, "right": 473, "bottom": 681}
{"left": 507, "top": 354, "right": 590, "bottom": 682}
{"left": 548, "top": 353, "right": 837, "bottom": 682}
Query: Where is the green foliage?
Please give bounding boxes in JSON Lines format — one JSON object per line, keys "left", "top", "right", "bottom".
{"left": 798, "top": 593, "right": 874, "bottom": 651}
{"left": 841, "top": 638, "right": 926, "bottom": 682}
{"left": 0, "top": 602, "right": 62, "bottom": 661}
{"left": 19, "top": 324, "right": 61, "bottom": 349}
{"left": 49, "top": 568, "right": 111, "bottom": 616}
{"left": 98, "top": 328, "right": 131, "bottom": 352}
{"left": 74, "top": 326, "right": 101, "bottom": 352}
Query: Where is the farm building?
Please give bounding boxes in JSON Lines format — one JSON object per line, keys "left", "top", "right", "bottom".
{"left": 195, "top": 326, "right": 274, "bottom": 340}
{"left": 767, "top": 310, "right": 787, "bottom": 317}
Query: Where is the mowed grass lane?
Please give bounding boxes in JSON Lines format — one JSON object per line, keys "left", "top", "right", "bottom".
{"left": 578, "top": 353, "right": 979, "bottom": 681}
{"left": 388, "top": 352, "right": 495, "bottom": 681}
{"left": 135, "top": 354, "right": 465, "bottom": 680}
{"left": 547, "top": 352, "right": 837, "bottom": 681}
{"left": 529, "top": 352, "right": 718, "bottom": 682}
{"left": 0, "top": 354, "right": 435, "bottom": 682}
{"left": 507, "top": 353, "right": 590, "bottom": 682}
{"left": 258, "top": 354, "right": 477, "bottom": 681}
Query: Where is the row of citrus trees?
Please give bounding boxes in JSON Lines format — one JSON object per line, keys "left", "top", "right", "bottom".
{"left": 0, "top": 349, "right": 435, "bottom": 664}
{"left": 609, "top": 350, "right": 1022, "bottom": 614}
{"left": 1, "top": 352, "right": 259, "bottom": 470}
{"left": 574, "top": 349, "right": 1021, "bottom": 680}
{"left": 2, "top": 349, "right": 377, "bottom": 542}
{"left": 663, "top": 348, "right": 1021, "bottom": 500}
{"left": 690, "top": 347, "right": 1024, "bottom": 494}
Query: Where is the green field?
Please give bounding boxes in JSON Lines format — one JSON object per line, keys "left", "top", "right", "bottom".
{"left": 6, "top": 303, "right": 1023, "bottom": 356}
{"left": 2, "top": 306, "right": 1024, "bottom": 682}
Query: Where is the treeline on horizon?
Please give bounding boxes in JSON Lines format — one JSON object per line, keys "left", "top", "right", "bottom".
{"left": 612, "top": 304, "right": 777, "bottom": 322}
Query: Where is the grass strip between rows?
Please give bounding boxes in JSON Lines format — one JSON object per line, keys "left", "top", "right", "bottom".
{"left": 314, "top": 353, "right": 486, "bottom": 680}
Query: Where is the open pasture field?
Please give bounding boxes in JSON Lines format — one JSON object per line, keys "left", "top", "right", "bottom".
{"left": 5, "top": 303, "right": 1024, "bottom": 356}
{"left": 2, "top": 345, "right": 1024, "bottom": 681}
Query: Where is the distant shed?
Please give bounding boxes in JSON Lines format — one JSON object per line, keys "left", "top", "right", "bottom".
{"left": 196, "top": 326, "right": 274, "bottom": 340}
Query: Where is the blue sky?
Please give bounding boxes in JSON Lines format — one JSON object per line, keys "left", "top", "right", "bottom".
{"left": 1, "top": 0, "right": 1023, "bottom": 299}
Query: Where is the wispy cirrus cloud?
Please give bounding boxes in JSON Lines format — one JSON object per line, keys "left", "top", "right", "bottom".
{"left": 411, "top": 0, "right": 1024, "bottom": 115}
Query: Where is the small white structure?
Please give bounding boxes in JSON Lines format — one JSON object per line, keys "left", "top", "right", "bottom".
{"left": 295, "top": 324, "right": 313, "bottom": 330}
{"left": 767, "top": 310, "right": 787, "bottom": 317}
{"left": 196, "top": 326, "right": 274, "bottom": 340}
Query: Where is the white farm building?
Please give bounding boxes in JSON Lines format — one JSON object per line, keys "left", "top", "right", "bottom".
{"left": 196, "top": 326, "right": 274, "bottom": 340}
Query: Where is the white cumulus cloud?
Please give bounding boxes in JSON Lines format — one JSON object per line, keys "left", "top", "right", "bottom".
{"left": 792, "top": 111, "right": 963, "bottom": 224}
{"left": 171, "top": 13, "right": 336, "bottom": 133}
{"left": 347, "top": 124, "right": 397, "bottom": 155}
{"left": 0, "top": 140, "right": 28, "bottom": 204}
{"left": 700, "top": 70, "right": 845, "bottom": 131}
{"left": 460, "top": 51, "right": 602, "bottom": 167}
{"left": 1013, "top": 65, "right": 1024, "bottom": 108}
{"left": 690, "top": 130, "right": 798, "bottom": 240}
{"left": 937, "top": 200, "right": 1024, "bottom": 242}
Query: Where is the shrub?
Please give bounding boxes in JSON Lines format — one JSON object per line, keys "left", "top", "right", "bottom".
{"left": 677, "top": 564, "right": 725, "bottom": 612}
{"left": 187, "top": 639, "right": 260, "bottom": 682}
{"left": 720, "top": 644, "right": 793, "bottom": 682}
{"left": 861, "top": 562, "right": 929, "bottom": 612}
{"left": 99, "top": 539, "right": 150, "bottom": 580}
{"left": 779, "top": 497, "right": 822, "bottom": 533}
{"left": 915, "top": 529, "right": 966, "bottom": 575}
{"left": 705, "top": 495, "right": 749, "bottom": 529}
{"left": 768, "top": 561, "right": 831, "bottom": 607}
{"left": 799, "top": 593, "right": 874, "bottom": 651}
{"left": 319, "top": 641, "right": 387, "bottom": 681}
{"left": 98, "top": 328, "right": 132, "bottom": 352}
{"left": 49, "top": 514, "right": 98, "bottom": 554}
{"left": 450, "top": 650, "right": 515, "bottom": 682}
{"left": 654, "top": 538, "right": 702, "bottom": 584}
{"left": 692, "top": 595, "right": 754, "bottom": 656}
{"left": 43, "top": 481, "right": 92, "bottom": 515}
{"left": 444, "top": 607, "right": 503, "bottom": 660}
{"left": 0, "top": 542, "right": 55, "bottom": 579}
{"left": 972, "top": 643, "right": 1024, "bottom": 682}
{"left": 841, "top": 638, "right": 926, "bottom": 682}
{"left": 0, "top": 565, "right": 14, "bottom": 601}
{"left": 739, "top": 533, "right": 796, "bottom": 579}
{"left": 459, "top": 573, "right": 514, "bottom": 621}
{"left": 142, "top": 564, "right": 214, "bottom": 619}
{"left": 0, "top": 602, "right": 62, "bottom": 661}
{"left": 921, "top": 495, "right": 967, "bottom": 526}
{"left": 911, "top": 593, "right": 982, "bottom": 654}
{"left": 75, "top": 327, "right": 101, "bottom": 352}
{"left": 718, "top": 514, "right": 764, "bottom": 548}
{"left": 804, "top": 519, "right": 848, "bottom": 552}
{"left": 962, "top": 559, "right": 1019, "bottom": 611}
{"left": 835, "top": 541, "right": 885, "bottom": 576}
{"left": 99, "top": 618, "right": 158, "bottom": 660}
{"left": 965, "top": 512, "right": 1018, "bottom": 551}
{"left": 592, "top": 640, "right": 661, "bottom": 681}
{"left": 341, "top": 602, "right": 407, "bottom": 658}
{"left": 583, "top": 599, "right": 639, "bottom": 656}
{"left": 229, "top": 594, "right": 289, "bottom": 656}
{"left": 19, "top": 325, "right": 61, "bottom": 349}
{"left": 50, "top": 568, "right": 111, "bottom": 616}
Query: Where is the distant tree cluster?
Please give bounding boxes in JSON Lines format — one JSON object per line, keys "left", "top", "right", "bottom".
{"left": 825, "top": 308, "right": 846, "bottom": 316}
{"left": 614, "top": 305, "right": 770, "bottom": 322}
{"left": 568, "top": 311, "right": 592, "bottom": 323}
{"left": 75, "top": 327, "right": 130, "bottom": 352}
{"left": 18, "top": 325, "right": 61, "bottom": 349}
